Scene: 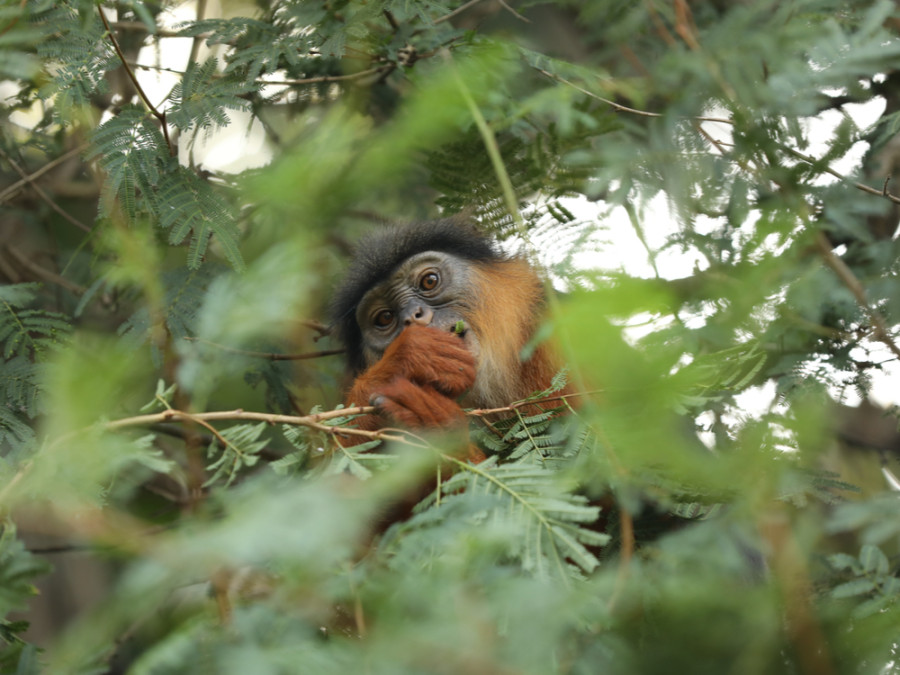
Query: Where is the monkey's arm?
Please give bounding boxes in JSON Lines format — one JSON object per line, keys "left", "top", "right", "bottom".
{"left": 344, "top": 324, "right": 476, "bottom": 433}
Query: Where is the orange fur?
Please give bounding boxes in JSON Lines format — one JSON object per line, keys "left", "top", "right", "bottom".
{"left": 343, "top": 325, "right": 476, "bottom": 435}
{"left": 465, "top": 259, "right": 563, "bottom": 407}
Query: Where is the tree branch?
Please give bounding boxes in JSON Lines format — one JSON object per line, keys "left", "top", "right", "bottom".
{"left": 815, "top": 232, "right": 900, "bottom": 360}
{"left": 538, "top": 67, "right": 900, "bottom": 209}
{"left": 103, "top": 406, "right": 418, "bottom": 446}
{"left": 182, "top": 336, "right": 343, "bottom": 360}
{"left": 0, "top": 147, "right": 92, "bottom": 233}
{"left": 433, "top": 0, "right": 486, "bottom": 25}
{"left": 3, "top": 245, "right": 88, "bottom": 295}
{"left": 97, "top": 5, "right": 175, "bottom": 157}
{"left": 467, "top": 390, "right": 600, "bottom": 417}
{"left": 0, "top": 144, "right": 89, "bottom": 206}
{"left": 263, "top": 65, "right": 394, "bottom": 86}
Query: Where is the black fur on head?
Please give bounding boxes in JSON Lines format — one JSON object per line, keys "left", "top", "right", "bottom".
{"left": 331, "top": 219, "right": 502, "bottom": 375}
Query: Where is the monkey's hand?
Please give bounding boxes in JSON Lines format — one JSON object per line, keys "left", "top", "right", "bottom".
{"left": 370, "top": 380, "right": 468, "bottom": 429}
{"left": 348, "top": 324, "right": 476, "bottom": 402}
{"left": 344, "top": 325, "right": 476, "bottom": 433}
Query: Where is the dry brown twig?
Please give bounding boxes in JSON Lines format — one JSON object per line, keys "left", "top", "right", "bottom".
{"left": 98, "top": 391, "right": 600, "bottom": 452}
{"left": 104, "top": 405, "right": 418, "bottom": 447}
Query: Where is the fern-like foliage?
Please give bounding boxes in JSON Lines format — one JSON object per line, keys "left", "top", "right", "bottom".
{"left": 472, "top": 370, "right": 579, "bottom": 462}
{"left": 204, "top": 423, "right": 271, "bottom": 487}
{"left": 0, "top": 358, "right": 41, "bottom": 422}
{"left": 411, "top": 457, "right": 607, "bottom": 576}
{"left": 0, "top": 284, "right": 69, "bottom": 451}
{"left": 178, "top": 17, "right": 319, "bottom": 81}
{"left": 0, "top": 407, "right": 35, "bottom": 452}
{"left": 0, "top": 525, "right": 52, "bottom": 660}
{"left": 429, "top": 134, "right": 535, "bottom": 236}
{"left": 165, "top": 58, "right": 253, "bottom": 133}
{"left": 88, "top": 106, "right": 167, "bottom": 221}
{"left": 0, "top": 284, "right": 70, "bottom": 359}
{"left": 89, "top": 110, "right": 243, "bottom": 270}
{"left": 32, "top": 2, "right": 116, "bottom": 123}
{"left": 427, "top": 123, "right": 603, "bottom": 242}
{"left": 155, "top": 167, "right": 243, "bottom": 270}
{"left": 119, "top": 264, "right": 223, "bottom": 349}
{"left": 673, "top": 339, "right": 771, "bottom": 412}
{"left": 279, "top": 417, "right": 389, "bottom": 479}
{"left": 475, "top": 405, "right": 570, "bottom": 461}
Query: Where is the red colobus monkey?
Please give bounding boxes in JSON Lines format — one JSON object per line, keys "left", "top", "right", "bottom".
{"left": 331, "top": 220, "right": 565, "bottom": 442}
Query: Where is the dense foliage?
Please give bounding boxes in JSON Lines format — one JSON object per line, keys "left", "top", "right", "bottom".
{"left": 2, "top": 0, "right": 900, "bottom": 672}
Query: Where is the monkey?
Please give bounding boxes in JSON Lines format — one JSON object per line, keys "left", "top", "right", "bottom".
{"left": 330, "top": 219, "right": 567, "bottom": 446}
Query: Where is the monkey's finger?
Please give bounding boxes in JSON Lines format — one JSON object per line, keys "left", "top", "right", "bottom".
{"left": 370, "top": 324, "right": 474, "bottom": 394}
{"left": 373, "top": 379, "right": 466, "bottom": 429}
{"left": 409, "top": 351, "right": 476, "bottom": 398}
{"left": 390, "top": 326, "right": 476, "bottom": 396}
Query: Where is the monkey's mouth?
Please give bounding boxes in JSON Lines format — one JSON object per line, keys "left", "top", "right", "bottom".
{"left": 449, "top": 320, "right": 468, "bottom": 338}
{"left": 449, "top": 321, "right": 468, "bottom": 340}
{"left": 448, "top": 321, "right": 480, "bottom": 362}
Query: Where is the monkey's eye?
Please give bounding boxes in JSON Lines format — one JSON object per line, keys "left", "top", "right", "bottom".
{"left": 419, "top": 271, "right": 440, "bottom": 292}
{"left": 373, "top": 309, "right": 394, "bottom": 328}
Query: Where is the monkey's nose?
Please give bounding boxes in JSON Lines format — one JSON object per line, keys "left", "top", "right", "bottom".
{"left": 402, "top": 305, "right": 434, "bottom": 326}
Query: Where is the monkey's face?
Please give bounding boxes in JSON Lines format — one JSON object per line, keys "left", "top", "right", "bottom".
{"left": 355, "top": 251, "right": 481, "bottom": 368}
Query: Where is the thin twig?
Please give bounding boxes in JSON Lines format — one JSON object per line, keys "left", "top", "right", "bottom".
{"left": 103, "top": 406, "right": 420, "bottom": 446}
{"left": 383, "top": 9, "right": 399, "bottom": 31}
{"left": 112, "top": 21, "right": 201, "bottom": 39}
{"left": 815, "top": 232, "right": 900, "bottom": 360}
{"left": 3, "top": 245, "right": 88, "bottom": 295}
{"left": 783, "top": 146, "right": 900, "bottom": 206}
{"left": 0, "top": 0, "right": 26, "bottom": 38}
{"left": 535, "top": 67, "right": 732, "bottom": 124}
{"left": 298, "top": 319, "right": 332, "bottom": 337}
{"left": 467, "top": 389, "right": 601, "bottom": 417}
{"left": 540, "top": 67, "right": 900, "bottom": 209}
{"left": 28, "top": 544, "right": 95, "bottom": 554}
{"left": 694, "top": 120, "right": 730, "bottom": 156}
{"left": 434, "top": 0, "right": 485, "bottom": 25}
{"left": 0, "top": 144, "right": 89, "bottom": 205}
{"left": 182, "top": 336, "right": 344, "bottom": 360}
{"left": 0, "top": 148, "right": 92, "bottom": 233}
{"left": 127, "top": 61, "right": 188, "bottom": 77}
{"left": 97, "top": 5, "right": 175, "bottom": 156}
{"left": 128, "top": 60, "right": 394, "bottom": 89}
{"left": 100, "top": 390, "right": 600, "bottom": 449}
{"left": 497, "top": 0, "right": 531, "bottom": 23}
{"left": 263, "top": 65, "right": 393, "bottom": 86}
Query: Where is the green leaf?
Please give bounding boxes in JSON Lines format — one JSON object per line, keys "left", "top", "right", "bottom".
{"left": 165, "top": 57, "right": 253, "bottom": 132}
{"left": 831, "top": 578, "right": 877, "bottom": 599}
{"left": 859, "top": 544, "right": 890, "bottom": 576}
